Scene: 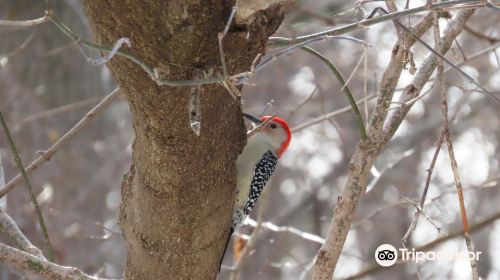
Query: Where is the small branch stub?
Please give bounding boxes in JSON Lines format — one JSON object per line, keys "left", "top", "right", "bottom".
{"left": 189, "top": 70, "right": 204, "bottom": 136}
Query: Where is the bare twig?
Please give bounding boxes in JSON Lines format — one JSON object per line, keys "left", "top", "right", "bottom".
{"left": 87, "top": 37, "right": 131, "bottom": 65}
{"left": 246, "top": 113, "right": 277, "bottom": 139}
{"left": 464, "top": 24, "right": 500, "bottom": 42}
{"left": 401, "top": 7, "right": 447, "bottom": 257}
{"left": 486, "top": 0, "right": 500, "bottom": 10}
{"left": 0, "top": 208, "right": 45, "bottom": 259}
{"left": 368, "top": 11, "right": 435, "bottom": 142}
{"left": 401, "top": 130, "right": 445, "bottom": 246}
{"left": 0, "top": 14, "right": 49, "bottom": 26}
{"left": 385, "top": 0, "right": 403, "bottom": 38}
{"left": 439, "top": 48, "right": 479, "bottom": 280}
{"left": 363, "top": 45, "right": 369, "bottom": 124}
{"left": 219, "top": 6, "right": 238, "bottom": 78}
{"left": 342, "top": 211, "right": 500, "bottom": 280}
{"left": 366, "top": 148, "right": 416, "bottom": 193}
{"left": 0, "top": 242, "right": 119, "bottom": 280}
{"left": 256, "top": 36, "right": 370, "bottom": 74}
{"left": 47, "top": 13, "right": 225, "bottom": 87}
{"left": 383, "top": 9, "right": 477, "bottom": 142}
{"left": 258, "top": 100, "right": 274, "bottom": 117}
{"left": 267, "top": 0, "right": 484, "bottom": 49}
{"left": 312, "top": 8, "right": 476, "bottom": 280}
{"left": 340, "top": 51, "right": 366, "bottom": 91}
{"left": 48, "top": 208, "right": 121, "bottom": 240}
{"left": 244, "top": 217, "right": 325, "bottom": 244}
{"left": 355, "top": 176, "right": 500, "bottom": 230}
{"left": 235, "top": 35, "right": 370, "bottom": 85}
{"left": 389, "top": 42, "right": 500, "bottom": 110}
{"left": 370, "top": 7, "right": 500, "bottom": 103}
{"left": 302, "top": 46, "right": 368, "bottom": 141}
{"left": 287, "top": 87, "right": 318, "bottom": 122}
{"left": 189, "top": 70, "right": 204, "bottom": 136}
{"left": 228, "top": 184, "right": 270, "bottom": 280}
{"left": 1, "top": 35, "right": 34, "bottom": 59}
{"left": 291, "top": 93, "right": 376, "bottom": 133}
{"left": 297, "top": 6, "right": 336, "bottom": 25}
{"left": 0, "top": 88, "right": 122, "bottom": 197}
{"left": 437, "top": 8, "right": 478, "bottom": 277}
{"left": 12, "top": 95, "right": 112, "bottom": 132}
{"left": 0, "top": 111, "right": 54, "bottom": 261}
{"left": 400, "top": 196, "right": 442, "bottom": 234}
{"left": 428, "top": 176, "right": 500, "bottom": 204}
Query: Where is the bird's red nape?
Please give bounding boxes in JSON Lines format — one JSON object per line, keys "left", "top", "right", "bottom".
{"left": 260, "top": 115, "right": 292, "bottom": 158}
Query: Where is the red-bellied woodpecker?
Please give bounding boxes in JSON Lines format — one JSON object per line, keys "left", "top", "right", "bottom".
{"left": 219, "top": 113, "right": 292, "bottom": 270}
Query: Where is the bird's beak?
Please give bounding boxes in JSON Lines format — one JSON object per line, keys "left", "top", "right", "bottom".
{"left": 243, "top": 113, "right": 263, "bottom": 124}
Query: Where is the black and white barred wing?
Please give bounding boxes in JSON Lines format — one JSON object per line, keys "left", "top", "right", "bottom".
{"left": 243, "top": 151, "right": 278, "bottom": 216}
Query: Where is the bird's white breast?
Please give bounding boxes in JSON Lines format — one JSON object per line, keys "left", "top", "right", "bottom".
{"left": 234, "top": 134, "right": 270, "bottom": 216}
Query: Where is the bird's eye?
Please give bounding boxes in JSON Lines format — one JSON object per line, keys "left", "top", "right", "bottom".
{"left": 270, "top": 123, "right": 277, "bottom": 129}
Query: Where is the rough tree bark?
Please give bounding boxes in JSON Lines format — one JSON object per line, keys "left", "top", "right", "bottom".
{"left": 80, "top": 1, "right": 291, "bottom": 279}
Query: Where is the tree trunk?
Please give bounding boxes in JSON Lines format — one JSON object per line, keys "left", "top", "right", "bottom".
{"left": 80, "top": 1, "right": 288, "bottom": 279}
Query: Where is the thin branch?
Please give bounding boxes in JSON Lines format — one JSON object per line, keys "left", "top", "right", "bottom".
{"left": 370, "top": 7, "right": 500, "bottom": 103}
{"left": 228, "top": 183, "right": 270, "bottom": 280}
{"left": 401, "top": 7, "right": 447, "bottom": 256}
{"left": 302, "top": 46, "right": 368, "bottom": 141}
{"left": 256, "top": 36, "right": 370, "bottom": 74}
{"left": 244, "top": 217, "right": 325, "bottom": 244}
{"left": 486, "top": 0, "right": 500, "bottom": 10}
{"left": 389, "top": 42, "right": 500, "bottom": 109}
{"left": 0, "top": 14, "right": 49, "bottom": 26}
{"left": 258, "top": 100, "right": 274, "bottom": 117}
{"left": 340, "top": 51, "right": 366, "bottom": 91}
{"left": 0, "top": 208, "right": 45, "bottom": 259}
{"left": 383, "top": 9, "right": 477, "bottom": 142}
{"left": 342, "top": 211, "right": 500, "bottom": 280}
{"left": 454, "top": 39, "right": 468, "bottom": 61}
{"left": 439, "top": 8, "right": 477, "bottom": 277}
{"left": 235, "top": 35, "right": 370, "bottom": 85}
{"left": 246, "top": 113, "right": 277, "bottom": 139}
{"left": 48, "top": 208, "right": 121, "bottom": 240}
{"left": 464, "top": 24, "right": 500, "bottom": 42}
{"left": 47, "top": 13, "right": 225, "bottom": 87}
{"left": 366, "top": 148, "right": 416, "bottom": 193}
{"left": 401, "top": 130, "right": 445, "bottom": 246}
{"left": 0, "top": 88, "right": 122, "bottom": 198}
{"left": 287, "top": 87, "right": 318, "bottom": 122}
{"left": 363, "top": 45, "right": 369, "bottom": 124}
{"left": 367, "top": 11, "right": 435, "bottom": 143}
{"left": 438, "top": 42, "right": 479, "bottom": 280}
{"left": 1, "top": 35, "right": 34, "bottom": 58}
{"left": 355, "top": 176, "right": 500, "bottom": 230}
{"left": 0, "top": 111, "right": 54, "bottom": 261}
{"left": 267, "top": 0, "right": 484, "bottom": 48}
{"left": 12, "top": 95, "right": 113, "bottom": 132}
{"left": 400, "top": 196, "right": 442, "bottom": 234}
{"left": 428, "top": 176, "right": 500, "bottom": 204}
{"left": 0, "top": 242, "right": 119, "bottom": 280}
{"left": 291, "top": 93, "right": 376, "bottom": 133}
{"left": 87, "top": 37, "right": 131, "bottom": 66}
{"left": 219, "top": 6, "right": 238, "bottom": 78}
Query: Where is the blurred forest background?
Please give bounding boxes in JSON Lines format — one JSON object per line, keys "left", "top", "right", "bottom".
{"left": 1, "top": 0, "right": 499, "bottom": 279}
